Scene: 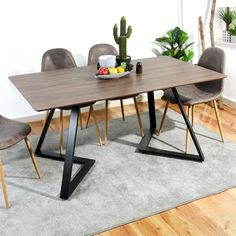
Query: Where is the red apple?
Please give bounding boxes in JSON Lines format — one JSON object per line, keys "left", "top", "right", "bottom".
{"left": 98, "top": 67, "right": 109, "bottom": 75}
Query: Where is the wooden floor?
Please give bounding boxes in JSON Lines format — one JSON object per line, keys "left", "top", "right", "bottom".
{"left": 30, "top": 100, "right": 236, "bottom": 236}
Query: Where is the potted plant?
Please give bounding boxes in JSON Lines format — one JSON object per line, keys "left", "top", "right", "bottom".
{"left": 229, "top": 26, "right": 236, "bottom": 43}
{"left": 154, "top": 27, "right": 194, "bottom": 62}
{"left": 113, "top": 16, "right": 132, "bottom": 65}
{"left": 218, "top": 7, "right": 235, "bottom": 42}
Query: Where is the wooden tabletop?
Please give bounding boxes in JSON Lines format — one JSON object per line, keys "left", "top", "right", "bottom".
{"left": 9, "top": 57, "right": 226, "bottom": 111}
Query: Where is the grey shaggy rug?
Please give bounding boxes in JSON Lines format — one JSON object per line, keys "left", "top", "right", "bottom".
{"left": 0, "top": 109, "right": 236, "bottom": 236}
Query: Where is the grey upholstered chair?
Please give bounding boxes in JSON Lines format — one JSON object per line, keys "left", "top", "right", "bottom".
{"left": 87, "top": 44, "right": 144, "bottom": 144}
{"left": 157, "top": 47, "right": 225, "bottom": 153}
{"left": 0, "top": 115, "right": 41, "bottom": 208}
{"left": 42, "top": 48, "right": 102, "bottom": 153}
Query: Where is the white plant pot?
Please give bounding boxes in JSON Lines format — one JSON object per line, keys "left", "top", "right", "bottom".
{"left": 231, "top": 35, "right": 236, "bottom": 43}
{"left": 98, "top": 55, "right": 116, "bottom": 68}
{"left": 223, "top": 30, "right": 231, "bottom": 42}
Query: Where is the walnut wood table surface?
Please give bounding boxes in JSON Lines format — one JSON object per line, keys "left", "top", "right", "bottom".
{"left": 9, "top": 56, "right": 226, "bottom": 200}
{"left": 9, "top": 57, "right": 225, "bottom": 111}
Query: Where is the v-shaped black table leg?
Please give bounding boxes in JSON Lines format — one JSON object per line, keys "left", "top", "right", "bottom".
{"left": 35, "top": 107, "right": 95, "bottom": 200}
{"left": 137, "top": 88, "right": 205, "bottom": 162}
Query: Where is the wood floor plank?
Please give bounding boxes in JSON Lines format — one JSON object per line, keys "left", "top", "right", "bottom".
{"left": 175, "top": 203, "right": 228, "bottom": 236}
{"left": 143, "top": 215, "right": 179, "bottom": 236}
{"left": 124, "top": 222, "right": 155, "bottom": 236}
{"left": 160, "top": 209, "right": 205, "bottom": 236}
{"left": 194, "top": 197, "right": 236, "bottom": 235}
{"left": 227, "top": 188, "right": 236, "bottom": 199}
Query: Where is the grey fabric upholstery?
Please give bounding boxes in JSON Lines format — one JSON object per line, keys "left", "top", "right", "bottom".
{"left": 0, "top": 115, "right": 31, "bottom": 150}
{"left": 42, "top": 48, "right": 94, "bottom": 108}
{"left": 162, "top": 47, "right": 226, "bottom": 105}
{"left": 88, "top": 44, "right": 118, "bottom": 65}
{"left": 42, "top": 48, "right": 77, "bottom": 71}
{"left": 88, "top": 43, "right": 138, "bottom": 100}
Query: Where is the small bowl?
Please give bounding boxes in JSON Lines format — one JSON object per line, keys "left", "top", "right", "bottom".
{"left": 98, "top": 55, "right": 116, "bottom": 68}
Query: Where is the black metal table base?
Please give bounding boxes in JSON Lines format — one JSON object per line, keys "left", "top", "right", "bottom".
{"left": 35, "top": 88, "right": 203, "bottom": 200}
{"left": 138, "top": 88, "right": 205, "bottom": 162}
{"left": 35, "top": 107, "right": 95, "bottom": 200}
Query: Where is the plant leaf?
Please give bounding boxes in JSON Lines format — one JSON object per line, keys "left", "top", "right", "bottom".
{"left": 153, "top": 26, "right": 194, "bottom": 62}
{"left": 155, "top": 37, "right": 169, "bottom": 42}
{"left": 182, "top": 42, "right": 194, "bottom": 51}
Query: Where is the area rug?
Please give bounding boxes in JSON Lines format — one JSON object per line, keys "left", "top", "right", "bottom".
{"left": 0, "top": 109, "right": 236, "bottom": 236}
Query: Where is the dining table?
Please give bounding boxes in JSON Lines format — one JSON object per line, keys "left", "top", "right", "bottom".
{"left": 9, "top": 56, "right": 226, "bottom": 200}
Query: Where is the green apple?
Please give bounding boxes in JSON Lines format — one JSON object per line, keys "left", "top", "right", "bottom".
{"left": 120, "top": 62, "right": 127, "bottom": 69}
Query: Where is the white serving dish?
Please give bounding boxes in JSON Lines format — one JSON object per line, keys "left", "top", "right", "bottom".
{"left": 94, "top": 70, "right": 133, "bottom": 80}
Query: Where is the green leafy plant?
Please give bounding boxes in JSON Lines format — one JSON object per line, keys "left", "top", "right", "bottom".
{"left": 154, "top": 27, "right": 194, "bottom": 62}
{"left": 229, "top": 27, "right": 236, "bottom": 36}
{"left": 218, "top": 7, "right": 234, "bottom": 31}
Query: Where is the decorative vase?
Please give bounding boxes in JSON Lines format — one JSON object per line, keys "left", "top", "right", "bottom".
{"left": 231, "top": 35, "right": 236, "bottom": 43}
{"left": 222, "top": 30, "right": 231, "bottom": 42}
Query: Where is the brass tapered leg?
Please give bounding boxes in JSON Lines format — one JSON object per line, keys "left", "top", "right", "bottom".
{"left": 192, "top": 105, "right": 195, "bottom": 126}
{"left": 133, "top": 97, "right": 144, "bottom": 137}
{"left": 156, "top": 101, "right": 169, "bottom": 136}
{"left": 213, "top": 100, "right": 224, "bottom": 142}
{"left": 185, "top": 105, "right": 192, "bottom": 153}
{"left": 24, "top": 137, "right": 41, "bottom": 179}
{"left": 90, "top": 106, "right": 103, "bottom": 146}
{"left": 59, "top": 110, "right": 64, "bottom": 154}
{"left": 104, "top": 100, "right": 109, "bottom": 145}
{"left": 79, "top": 112, "right": 83, "bottom": 129}
{"left": 0, "top": 160, "right": 9, "bottom": 208}
{"left": 211, "top": 101, "right": 214, "bottom": 108}
{"left": 120, "top": 99, "right": 125, "bottom": 120}
{"left": 85, "top": 105, "right": 92, "bottom": 128}
{"left": 43, "top": 110, "right": 49, "bottom": 127}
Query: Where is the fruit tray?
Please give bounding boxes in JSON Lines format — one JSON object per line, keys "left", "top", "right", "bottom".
{"left": 94, "top": 70, "right": 133, "bottom": 80}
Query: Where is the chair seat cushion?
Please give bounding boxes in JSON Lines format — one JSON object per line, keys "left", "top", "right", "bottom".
{"left": 162, "top": 84, "right": 220, "bottom": 105}
{"left": 0, "top": 115, "right": 31, "bottom": 150}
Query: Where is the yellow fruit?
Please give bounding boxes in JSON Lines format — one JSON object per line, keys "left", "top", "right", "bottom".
{"left": 117, "top": 66, "right": 125, "bottom": 73}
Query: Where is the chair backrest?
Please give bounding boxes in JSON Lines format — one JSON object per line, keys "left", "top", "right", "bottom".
{"left": 41, "top": 48, "right": 77, "bottom": 71}
{"left": 196, "top": 47, "right": 226, "bottom": 95}
{"left": 88, "top": 44, "right": 118, "bottom": 65}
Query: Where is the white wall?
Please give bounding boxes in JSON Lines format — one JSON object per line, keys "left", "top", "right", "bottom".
{"left": 0, "top": 0, "right": 180, "bottom": 120}
{"left": 215, "top": 1, "right": 236, "bottom": 103}
{"left": 182, "top": 0, "right": 236, "bottom": 103}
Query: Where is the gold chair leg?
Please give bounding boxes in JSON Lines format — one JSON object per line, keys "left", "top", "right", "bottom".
{"left": 90, "top": 106, "right": 103, "bottom": 146}
{"left": 120, "top": 99, "right": 125, "bottom": 120}
{"left": 104, "top": 100, "right": 109, "bottom": 145}
{"left": 59, "top": 110, "right": 64, "bottom": 154}
{"left": 213, "top": 100, "right": 224, "bottom": 142}
{"left": 133, "top": 97, "right": 144, "bottom": 137}
{"left": 0, "top": 160, "right": 9, "bottom": 208}
{"left": 191, "top": 105, "right": 195, "bottom": 126}
{"left": 211, "top": 101, "right": 214, "bottom": 108}
{"left": 85, "top": 105, "right": 92, "bottom": 128}
{"left": 79, "top": 112, "right": 83, "bottom": 129}
{"left": 24, "top": 137, "right": 41, "bottom": 179}
{"left": 43, "top": 110, "right": 49, "bottom": 127}
{"left": 185, "top": 105, "right": 192, "bottom": 153}
{"left": 156, "top": 101, "right": 169, "bottom": 136}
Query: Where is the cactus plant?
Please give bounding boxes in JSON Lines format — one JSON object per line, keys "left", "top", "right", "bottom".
{"left": 113, "top": 16, "right": 132, "bottom": 61}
